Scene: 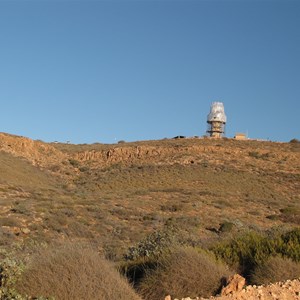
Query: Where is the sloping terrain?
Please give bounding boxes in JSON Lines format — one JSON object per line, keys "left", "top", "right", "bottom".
{"left": 0, "top": 132, "right": 299, "bottom": 257}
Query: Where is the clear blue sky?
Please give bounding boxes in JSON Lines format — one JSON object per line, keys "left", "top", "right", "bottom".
{"left": 0, "top": 0, "right": 299, "bottom": 144}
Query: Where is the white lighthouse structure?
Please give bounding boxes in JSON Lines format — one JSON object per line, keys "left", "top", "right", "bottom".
{"left": 207, "top": 102, "right": 227, "bottom": 138}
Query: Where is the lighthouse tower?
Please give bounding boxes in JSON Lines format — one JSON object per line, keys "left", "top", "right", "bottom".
{"left": 207, "top": 102, "right": 227, "bottom": 138}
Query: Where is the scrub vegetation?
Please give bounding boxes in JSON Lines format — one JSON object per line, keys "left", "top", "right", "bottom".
{"left": 0, "top": 133, "right": 299, "bottom": 299}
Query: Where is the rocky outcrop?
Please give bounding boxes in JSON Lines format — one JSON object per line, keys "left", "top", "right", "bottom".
{"left": 221, "top": 274, "right": 245, "bottom": 296}
{"left": 0, "top": 133, "right": 66, "bottom": 168}
{"left": 166, "top": 277, "right": 300, "bottom": 300}
{"left": 1, "top": 133, "right": 299, "bottom": 175}
{"left": 71, "top": 142, "right": 300, "bottom": 176}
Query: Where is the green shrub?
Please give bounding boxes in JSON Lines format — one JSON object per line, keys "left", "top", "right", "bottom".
{"left": 0, "top": 257, "right": 25, "bottom": 299}
{"left": 68, "top": 159, "right": 80, "bottom": 167}
{"left": 280, "top": 228, "right": 300, "bottom": 261}
{"left": 213, "top": 231, "right": 272, "bottom": 276}
{"left": 124, "top": 227, "right": 177, "bottom": 261}
{"left": 79, "top": 166, "right": 89, "bottom": 172}
{"left": 212, "top": 228, "right": 300, "bottom": 279}
{"left": 219, "top": 221, "right": 235, "bottom": 233}
{"left": 137, "top": 247, "right": 231, "bottom": 300}
{"left": 251, "top": 256, "right": 300, "bottom": 285}
{"left": 16, "top": 243, "right": 141, "bottom": 300}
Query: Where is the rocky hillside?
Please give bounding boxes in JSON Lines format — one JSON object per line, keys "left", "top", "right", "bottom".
{"left": 0, "top": 132, "right": 66, "bottom": 167}
{"left": 2, "top": 132, "right": 299, "bottom": 174}
{"left": 0, "top": 132, "right": 299, "bottom": 256}
{"left": 1, "top": 132, "right": 300, "bottom": 299}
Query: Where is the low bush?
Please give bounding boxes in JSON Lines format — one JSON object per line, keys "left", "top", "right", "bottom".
{"left": 0, "top": 227, "right": 16, "bottom": 246}
{"left": 248, "top": 151, "right": 270, "bottom": 160}
{"left": 213, "top": 231, "right": 270, "bottom": 277}
{"left": 10, "top": 202, "right": 31, "bottom": 216}
{"left": 219, "top": 221, "right": 235, "bottom": 233}
{"left": 280, "top": 228, "right": 300, "bottom": 261}
{"left": 121, "top": 256, "right": 158, "bottom": 289}
{"left": 0, "top": 217, "right": 20, "bottom": 227}
{"left": 68, "top": 159, "right": 80, "bottom": 167}
{"left": 160, "top": 203, "right": 183, "bottom": 212}
{"left": 16, "top": 243, "right": 141, "bottom": 300}
{"left": 213, "top": 228, "right": 300, "bottom": 280}
{"left": 278, "top": 206, "right": 300, "bottom": 225}
{"left": 0, "top": 256, "right": 25, "bottom": 299}
{"left": 137, "top": 247, "right": 231, "bottom": 300}
{"left": 124, "top": 227, "right": 178, "bottom": 261}
{"left": 251, "top": 256, "right": 300, "bottom": 285}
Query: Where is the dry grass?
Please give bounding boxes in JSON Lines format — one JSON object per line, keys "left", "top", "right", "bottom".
{"left": 16, "top": 243, "right": 142, "bottom": 300}
{"left": 0, "top": 216, "right": 20, "bottom": 227}
{"left": 0, "top": 134, "right": 300, "bottom": 298}
{"left": 137, "top": 247, "right": 232, "bottom": 300}
{"left": 251, "top": 256, "right": 300, "bottom": 285}
{"left": 0, "top": 136, "right": 299, "bottom": 263}
{"left": 0, "top": 151, "right": 59, "bottom": 191}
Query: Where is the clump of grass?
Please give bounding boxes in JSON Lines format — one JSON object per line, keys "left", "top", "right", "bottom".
{"left": 279, "top": 206, "right": 300, "bottom": 225}
{"left": 0, "top": 217, "right": 20, "bottom": 227}
{"left": 160, "top": 203, "right": 183, "bottom": 212}
{"left": 0, "top": 227, "right": 16, "bottom": 246}
{"left": 137, "top": 247, "right": 231, "bottom": 300}
{"left": 79, "top": 166, "right": 89, "bottom": 172}
{"left": 10, "top": 202, "right": 31, "bottom": 216}
{"left": 68, "top": 159, "right": 80, "bottom": 167}
{"left": 16, "top": 243, "right": 142, "bottom": 300}
{"left": 251, "top": 256, "right": 300, "bottom": 285}
{"left": 219, "top": 221, "right": 235, "bottom": 233}
{"left": 248, "top": 151, "right": 270, "bottom": 160}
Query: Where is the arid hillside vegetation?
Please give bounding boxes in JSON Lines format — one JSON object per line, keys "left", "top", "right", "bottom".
{"left": 0, "top": 132, "right": 299, "bottom": 299}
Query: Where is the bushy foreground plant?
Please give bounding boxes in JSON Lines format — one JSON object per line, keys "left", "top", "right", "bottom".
{"left": 251, "top": 256, "right": 300, "bottom": 285}
{"left": 16, "top": 243, "right": 141, "bottom": 300}
{"left": 213, "top": 231, "right": 269, "bottom": 276}
{"left": 137, "top": 247, "right": 231, "bottom": 300}
{"left": 121, "top": 227, "right": 179, "bottom": 289}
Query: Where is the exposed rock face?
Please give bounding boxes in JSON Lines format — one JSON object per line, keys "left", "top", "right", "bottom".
{"left": 0, "top": 132, "right": 66, "bottom": 168}
{"left": 1, "top": 133, "right": 299, "bottom": 177}
{"left": 169, "top": 277, "right": 300, "bottom": 300}
{"left": 221, "top": 274, "right": 245, "bottom": 296}
{"left": 70, "top": 140, "right": 300, "bottom": 176}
